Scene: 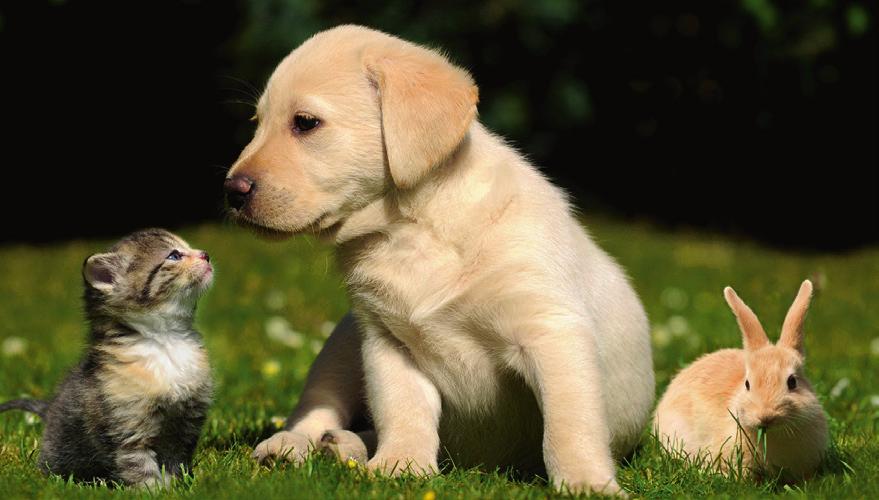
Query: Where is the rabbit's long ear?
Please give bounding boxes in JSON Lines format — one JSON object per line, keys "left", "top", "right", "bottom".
{"left": 724, "top": 286, "right": 770, "bottom": 351}
{"left": 779, "top": 280, "right": 813, "bottom": 354}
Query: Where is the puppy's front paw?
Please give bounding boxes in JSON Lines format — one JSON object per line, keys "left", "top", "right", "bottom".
{"left": 560, "top": 478, "right": 628, "bottom": 498}
{"left": 319, "top": 429, "right": 369, "bottom": 466}
{"left": 252, "top": 431, "right": 312, "bottom": 465}
{"left": 367, "top": 452, "right": 437, "bottom": 477}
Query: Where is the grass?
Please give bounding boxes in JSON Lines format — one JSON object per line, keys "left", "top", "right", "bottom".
{"left": 0, "top": 216, "right": 877, "bottom": 498}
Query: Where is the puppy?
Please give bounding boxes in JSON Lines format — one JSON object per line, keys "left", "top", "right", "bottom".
{"left": 228, "top": 25, "right": 654, "bottom": 495}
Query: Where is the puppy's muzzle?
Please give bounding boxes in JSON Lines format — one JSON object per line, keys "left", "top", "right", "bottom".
{"left": 224, "top": 175, "right": 254, "bottom": 210}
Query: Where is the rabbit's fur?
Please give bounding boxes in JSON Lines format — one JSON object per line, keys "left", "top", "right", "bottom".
{"left": 654, "top": 280, "right": 828, "bottom": 481}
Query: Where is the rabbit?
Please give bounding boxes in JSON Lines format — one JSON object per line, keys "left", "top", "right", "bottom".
{"left": 653, "top": 280, "right": 829, "bottom": 481}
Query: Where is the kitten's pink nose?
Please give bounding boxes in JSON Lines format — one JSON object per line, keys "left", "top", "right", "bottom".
{"left": 198, "top": 251, "right": 210, "bottom": 262}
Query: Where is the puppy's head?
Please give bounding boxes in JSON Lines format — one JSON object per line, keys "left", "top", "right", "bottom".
{"left": 225, "top": 25, "right": 479, "bottom": 237}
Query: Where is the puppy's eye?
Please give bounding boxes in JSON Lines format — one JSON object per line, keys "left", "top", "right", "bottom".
{"left": 292, "top": 112, "right": 320, "bottom": 134}
{"left": 745, "top": 379, "right": 750, "bottom": 391}
{"left": 787, "top": 374, "right": 797, "bottom": 391}
{"left": 167, "top": 250, "right": 183, "bottom": 261}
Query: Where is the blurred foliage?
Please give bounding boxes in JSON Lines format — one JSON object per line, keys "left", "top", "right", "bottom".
{"left": 225, "top": 0, "right": 874, "bottom": 147}
{"left": 0, "top": 0, "right": 871, "bottom": 246}
{"left": 210, "top": 0, "right": 879, "bottom": 250}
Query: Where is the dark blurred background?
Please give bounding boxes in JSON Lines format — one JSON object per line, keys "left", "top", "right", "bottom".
{"left": 0, "top": 0, "right": 875, "bottom": 250}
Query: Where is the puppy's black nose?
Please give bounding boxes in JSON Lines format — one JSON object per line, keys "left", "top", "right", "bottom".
{"left": 224, "top": 175, "right": 254, "bottom": 210}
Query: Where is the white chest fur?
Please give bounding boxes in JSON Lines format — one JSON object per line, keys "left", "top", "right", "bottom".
{"left": 346, "top": 225, "right": 512, "bottom": 414}
{"left": 347, "top": 223, "right": 469, "bottom": 324}
{"left": 128, "top": 335, "right": 208, "bottom": 397}
{"left": 100, "top": 319, "right": 210, "bottom": 404}
{"left": 345, "top": 223, "right": 548, "bottom": 469}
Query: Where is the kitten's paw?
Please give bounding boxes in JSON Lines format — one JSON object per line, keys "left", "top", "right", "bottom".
{"left": 367, "top": 452, "right": 437, "bottom": 477}
{"left": 134, "top": 473, "right": 172, "bottom": 491}
{"left": 252, "top": 431, "right": 312, "bottom": 465}
{"left": 319, "top": 430, "right": 368, "bottom": 466}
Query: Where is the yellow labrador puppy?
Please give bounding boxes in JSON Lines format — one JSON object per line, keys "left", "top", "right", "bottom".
{"left": 227, "top": 25, "right": 653, "bottom": 495}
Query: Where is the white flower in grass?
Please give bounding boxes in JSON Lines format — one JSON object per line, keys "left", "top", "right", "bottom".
{"left": 660, "top": 287, "right": 689, "bottom": 311}
{"left": 830, "top": 377, "right": 850, "bottom": 399}
{"left": 320, "top": 321, "right": 336, "bottom": 338}
{"left": 668, "top": 315, "right": 689, "bottom": 337}
{"left": 652, "top": 326, "right": 672, "bottom": 348}
{"left": 265, "top": 316, "right": 304, "bottom": 348}
{"left": 870, "top": 337, "right": 879, "bottom": 356}
{"left": 310, "top": 339, "right": 324, "bottom": 355}
{"left": 265, "top": 290, "right": 287, "bottom": 311}
{"left": 24, "top": 413, "right": 39, "bottom": 425}
{"left": 265, "top": 316, "right": 289, "bottom": 337}
{"left": 270, "top": 416, "right": 287, "bottom": 429}
{"left": 2, "top": 336, "right": 26, "bottom": 357}
{"left": 870, "top": 395, "right": 879, "bottom": 408}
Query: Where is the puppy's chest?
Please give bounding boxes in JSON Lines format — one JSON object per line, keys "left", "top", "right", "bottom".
{"left": 346, "top": 228, "right": 470, "bottom": 324}
{"left": 349, "top": 232, "right": 524, "bottom": 414}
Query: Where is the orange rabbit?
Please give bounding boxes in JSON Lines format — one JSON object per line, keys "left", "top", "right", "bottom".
{"left": 654, "top": 280, "right": 828, "bottom": 481}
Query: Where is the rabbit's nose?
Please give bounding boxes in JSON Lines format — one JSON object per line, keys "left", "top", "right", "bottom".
{"left": 757, "top": 414, "right": 777, "bottom": 428}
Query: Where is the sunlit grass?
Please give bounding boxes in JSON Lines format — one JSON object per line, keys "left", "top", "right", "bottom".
{"left": 1, "top": 217, "right": 877, "bottom": 498}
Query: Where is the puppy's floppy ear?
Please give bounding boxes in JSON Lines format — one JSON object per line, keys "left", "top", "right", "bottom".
{"left": 83, "top": 253, "right": 119, "bottom": 292}
{"left": 364, "top": 41, "right": 479, "bottom": 189}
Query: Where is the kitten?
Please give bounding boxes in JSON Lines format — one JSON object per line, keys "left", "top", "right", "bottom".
{"left": 0, "top": 229, "right": 214, "bottom": 488}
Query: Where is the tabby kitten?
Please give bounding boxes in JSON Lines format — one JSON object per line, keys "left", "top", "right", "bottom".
{"left": 0, "top": 229, "right": 214, "bottom": 488}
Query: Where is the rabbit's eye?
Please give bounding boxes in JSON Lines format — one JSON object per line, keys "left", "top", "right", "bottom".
{"left": 787, "top": 375, "right": 797, "bottom": 391}
{"left": 745, "top": 379, "right": 750, "bottom": 391}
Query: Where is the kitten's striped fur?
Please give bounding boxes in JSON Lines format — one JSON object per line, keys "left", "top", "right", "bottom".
{"left": 0, "top": 229, "right": 214, "bottom": 487}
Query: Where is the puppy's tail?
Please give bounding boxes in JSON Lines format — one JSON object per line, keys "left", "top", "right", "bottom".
{"left": 0, "top": 399, "right": 48, "bottom": 418}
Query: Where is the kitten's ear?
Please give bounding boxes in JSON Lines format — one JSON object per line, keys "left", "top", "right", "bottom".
{"left": 83, "top": 253, "right": 118, "bottom": 292}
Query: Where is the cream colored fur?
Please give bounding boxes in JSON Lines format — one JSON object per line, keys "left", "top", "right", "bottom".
{"left": 232, "top": 25, "right": 654, "bottom": 495}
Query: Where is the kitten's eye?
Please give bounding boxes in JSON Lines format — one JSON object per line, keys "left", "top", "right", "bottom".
{"left": 166, "top": 250, "right": 183, "bottom": 261}
{"left": 292, "top": 112, "right": 320, "bottom": 134}
{"left": 787, "top": 374, "right": 797, "bottom": 391}
{"left": 745, "top": 379, "right": 750, "bottom": 391}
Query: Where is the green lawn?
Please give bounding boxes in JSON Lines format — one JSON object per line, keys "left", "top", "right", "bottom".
{"left": 1, "top": 218, "right": 877, "bottom": 498}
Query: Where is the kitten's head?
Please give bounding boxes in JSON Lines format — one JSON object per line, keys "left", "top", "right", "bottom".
{"left": 83, "top": 229, "right": 213, "bottom": 321}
